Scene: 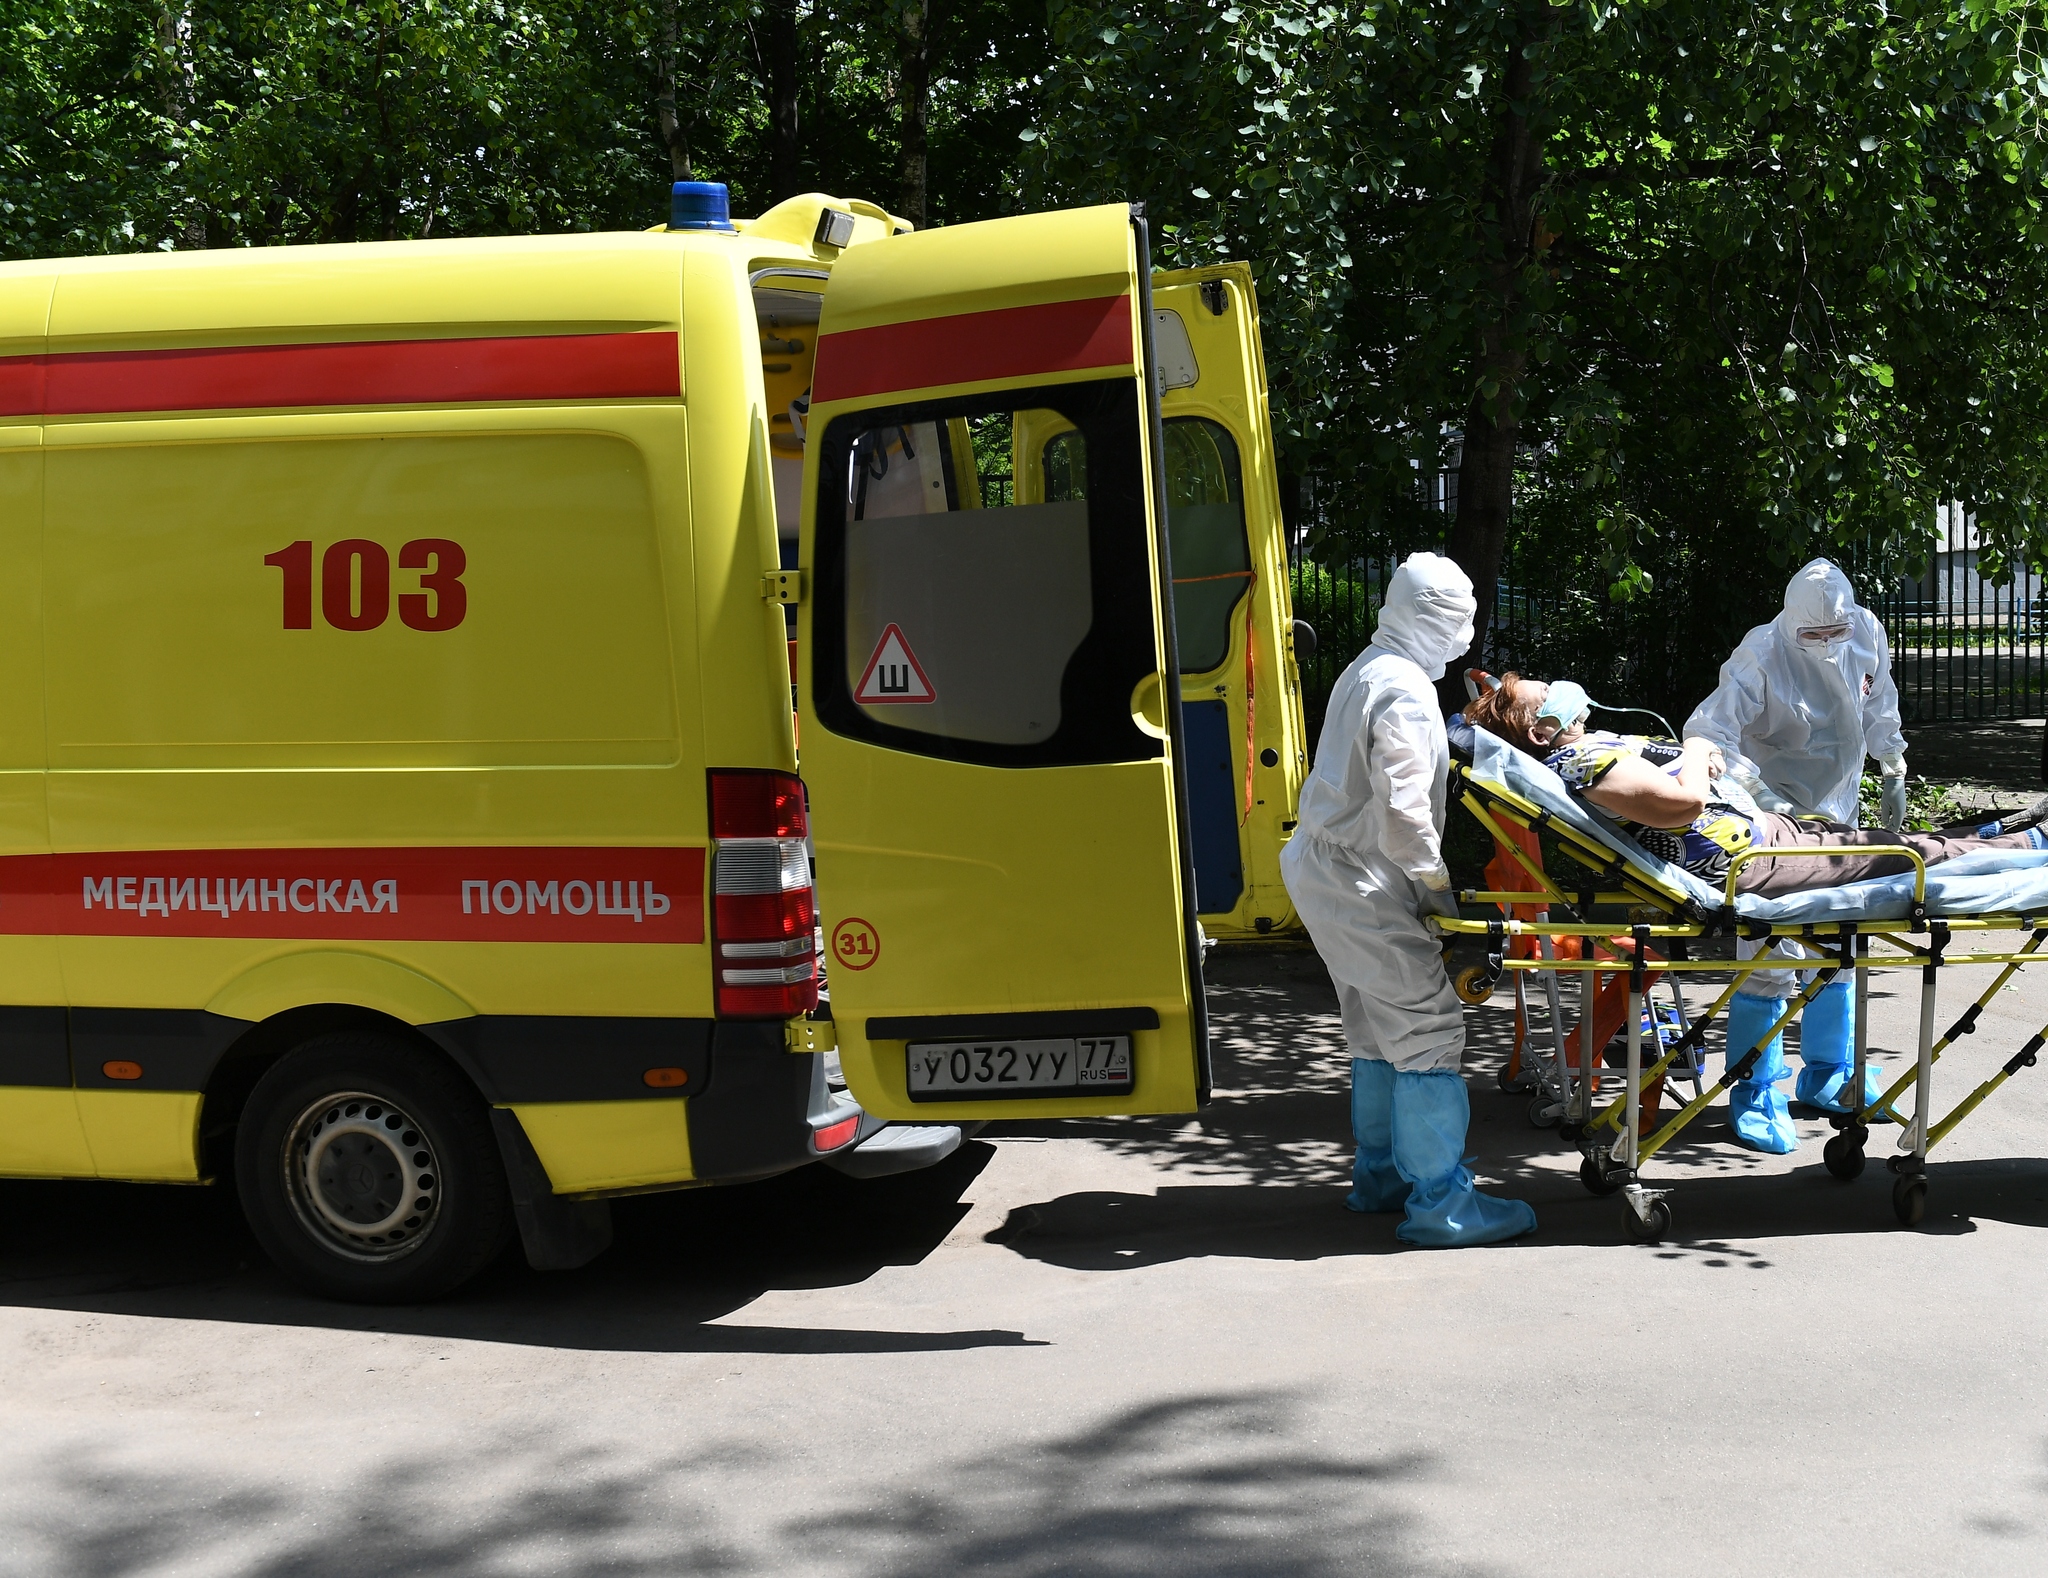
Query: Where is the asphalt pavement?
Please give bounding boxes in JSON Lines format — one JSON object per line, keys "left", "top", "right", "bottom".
{"left": 5, "top": 938, "right": 2048, "bottom": 1576}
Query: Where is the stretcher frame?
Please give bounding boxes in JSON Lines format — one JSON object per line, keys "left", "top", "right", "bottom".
{"left": 1442, "top": 764, "right": 2048, "bottom": 1243}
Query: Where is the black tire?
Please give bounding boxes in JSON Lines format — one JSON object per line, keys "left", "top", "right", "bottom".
{"left": 235, "top": 1033, "right": 513, "bottom": 1303}
{"left": 1580, "top": 1155, "right": 1623, "bottom": 1196}
{"left": 1528, "top": 1097, "right": 1561, "bottom": 1129}
{"left": 1823, "top": 1133, "right": 1867, "bottom": 1182}
{"left": 1892, "top": 1173, "right": 1929, "bottom": 1228}
{"left": 1623, "top": 1198, "right": 1672, "bottom": 1243}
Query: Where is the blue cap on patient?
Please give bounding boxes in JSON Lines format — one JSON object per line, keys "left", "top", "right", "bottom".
{"left": 1536, "top": 680, "right": 1592, "bottom": 734}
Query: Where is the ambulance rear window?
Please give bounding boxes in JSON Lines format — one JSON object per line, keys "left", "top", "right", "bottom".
{"left": 1162, "top": 418, "right": 1251, "bottom": 675}
{"left": 812, "top": 378, "right": 1162, "bottom": 769}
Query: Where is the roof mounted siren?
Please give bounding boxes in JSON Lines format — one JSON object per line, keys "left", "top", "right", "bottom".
{"left": 670, "top": 181, "right": 736, "bottom": 232}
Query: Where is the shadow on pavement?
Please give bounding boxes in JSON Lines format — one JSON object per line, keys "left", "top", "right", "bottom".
{"left": 983, "top": 1155, "right": 2048, "bottom": 1270}
{"left": 781, "top": 1392, "right": 1476, "bottom": 1578}
{"left": 0, "top": 1140, "right": 1025, "bottom": 1354}
{"left": 9, "top": 1392, "right": 1484, "bottom": 1578}
{"left": 984, "top": 942, "right": 2048, "bottom": 1267}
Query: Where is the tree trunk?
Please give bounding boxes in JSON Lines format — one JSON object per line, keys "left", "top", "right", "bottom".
{"left": 656, "top": 2, "right": 693, "bottom": 179}
{"left": 766, "top": 0, "right": 801, "bottom": 201}
{"left": 897, "top": 0, "right": 931, "bottom": 228}
{"left": 1438, "top": 6, "right": 1551, "bottom": 712}
{"left": 155, "top": 4, "right": 206, "bottom": 249}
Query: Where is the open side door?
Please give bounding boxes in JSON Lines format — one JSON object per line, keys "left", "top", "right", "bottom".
{"left": 796, "top": 202, "right": 1208, "bottom": 1120}
{"left": 1151, "top": 264, "right": 1307, "bottom": 940}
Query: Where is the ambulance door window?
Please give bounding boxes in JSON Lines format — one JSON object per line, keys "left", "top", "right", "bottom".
{"left": 1042, "top": 429, "right": 1087, "bottom": 502}
{"left": 1161, "top": 417, "right": 1251, "bottom": 674}
{"left": 813, "top": 378, "right": 1161, "bottom": 768}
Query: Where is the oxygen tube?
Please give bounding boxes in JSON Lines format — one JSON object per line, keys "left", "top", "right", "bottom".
{"left": 1535, "top": 679, "right": 1678, "bottom": 741}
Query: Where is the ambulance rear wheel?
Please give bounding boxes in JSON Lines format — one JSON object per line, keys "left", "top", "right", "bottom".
{"left": 236, "top": 1033, "right": 513, "bottom": 1303}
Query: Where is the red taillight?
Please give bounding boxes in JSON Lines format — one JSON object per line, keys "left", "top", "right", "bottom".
{"left": 812, "top": 1114, "right": 860, "bottom": 1152}
{"left": 708, "top": 769, "right": 819, "bottom": 1019}
{"left": 710, "top": 768, "right": 807, "bottom": 840}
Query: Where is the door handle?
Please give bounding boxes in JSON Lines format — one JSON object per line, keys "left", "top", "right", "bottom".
{"left": 1130, "top": 672, "right": 1167, "bottom": 739}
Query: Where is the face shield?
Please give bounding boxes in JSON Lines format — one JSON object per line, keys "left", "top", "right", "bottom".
{"left": 1795, "top": 622, "right": 1853, "bottom": 654}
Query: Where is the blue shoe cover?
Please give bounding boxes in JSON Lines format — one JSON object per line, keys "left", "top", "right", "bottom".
{"left": 1794, "top": 1061, "right": 1884, "bottom": 1115}
{"left": 1728, "top": 1079, "right": 1798, "bottom": 1153}
{"left": 1389, "top": 1069, "right": 1537, "bottom": 1247}
{"left": 1724, "top": 992, "right": 1790, "bottom": 1086}
{"left": 1344, "top": 1058, "right": 1410, "bottom": 1213}
{"left": 1792, "top": 979, "right": 1882, "bottom": 1113}
{"left": 1724, "top": 994, "right": 1797, "bottom": 1151}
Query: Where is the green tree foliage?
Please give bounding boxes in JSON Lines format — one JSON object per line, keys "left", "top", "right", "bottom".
{"left": 1028, "top": 0, "right": 2048, "bottom": 708}
{"left": 10, "top": 1, "right": 2048, "bottom": 722}
{"left": 0, "top": 0, "right": 1045, "bottom": 255}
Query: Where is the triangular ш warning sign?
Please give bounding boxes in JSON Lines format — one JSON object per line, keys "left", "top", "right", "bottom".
{"left": 855, "top": 623, "right": 936, "bottom": 704}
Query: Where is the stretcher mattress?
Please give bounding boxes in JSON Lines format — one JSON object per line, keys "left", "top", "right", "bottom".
{"left": 1467, "top": 732, "right": 2048, "bottom": 923}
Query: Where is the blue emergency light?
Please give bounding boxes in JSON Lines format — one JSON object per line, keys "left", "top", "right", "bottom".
{"left": 670, "top": 181, "right": 736, "bottom": 232}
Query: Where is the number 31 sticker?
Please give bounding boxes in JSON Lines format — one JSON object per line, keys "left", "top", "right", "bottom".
{"left": 831, "top": 917, "right": 880, "bottom": 971}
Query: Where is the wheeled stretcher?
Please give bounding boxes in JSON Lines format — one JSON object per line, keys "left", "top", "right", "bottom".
{"left": 1442, "top": 731, "right": 2048, "bottom": 1243}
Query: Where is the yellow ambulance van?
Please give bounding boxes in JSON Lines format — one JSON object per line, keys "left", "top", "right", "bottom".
{"left": 0, "top": 185, "right": 1305, "bottom": 1301}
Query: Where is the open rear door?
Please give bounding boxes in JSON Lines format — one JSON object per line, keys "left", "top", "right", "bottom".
{"left": 796, "top": 202, "right": 1208, "bottom": 1120}
{"left": 1149, "top": 263, "right": 1306, "bottom": 939}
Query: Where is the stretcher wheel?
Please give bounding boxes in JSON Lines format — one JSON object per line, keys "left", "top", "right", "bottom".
{"left": 1892, "top": 1173, "right": 1929, "bottom": 1227}
{"left": 1453, "top": 965, "right": 1496, "bottom": 1005}
{"left": 1527, "top": 1097, "right": 1561, "bottom": 1129}
{"left": 1579, "top": 1155, "right": 1623, "bottom": 1196}
{"left": 1557, "top": 1120, "right": 1583, "bottom": 1143}
{"left": 1823, "top": 1133, "right": 1866, "bottom": 1181}
{"left": 1496, "top": 1061, "right": 1534, "bottom": 1094}
{"left": 1623, "top": 1198, "right": 1672, "bottom": 1243}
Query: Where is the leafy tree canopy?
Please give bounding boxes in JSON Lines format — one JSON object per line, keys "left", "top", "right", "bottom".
{"left": 7, "top": 0, "right": 2048, "bottom": 708}
{"left": 1028, "top": 0, "right": 2048, "bottom": 701}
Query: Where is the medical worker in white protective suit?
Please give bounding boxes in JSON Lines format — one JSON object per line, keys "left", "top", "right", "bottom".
{"left": 1685, "top": 558, "right": 1908, "bottom": 1151}
{"left": 1281, "top": 552, "right": 1537, "bottom": 1247}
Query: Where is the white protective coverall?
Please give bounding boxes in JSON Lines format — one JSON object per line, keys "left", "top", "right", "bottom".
{"left": 1686, "top": 559, "right": 1906, "bottom": 1100}
{"left": 1684, "top": 558, "right": 1905, "bottom": 825}
{"left": 1281, "top": 553, "right": 1475, "bottom": 1073}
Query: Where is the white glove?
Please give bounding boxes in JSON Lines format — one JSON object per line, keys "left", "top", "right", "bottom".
{"left": 1730, "top": 765, "right": 1797, "bottom": 816}
{"left": 1417, "top": 863, "right": 1460, "bottom": 924}
{"left": 1879, "top": 752, "right": 1908, "bottom": 833}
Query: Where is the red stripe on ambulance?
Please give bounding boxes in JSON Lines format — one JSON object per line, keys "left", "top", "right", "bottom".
{"left": 0, "top": 847, "right": 705, "bottom": 944}
{"left": 811, "top": 294, "right": 1132, "bottom": 403}
{"left": 0, "top": 330, "right": 680, "bottom": 419}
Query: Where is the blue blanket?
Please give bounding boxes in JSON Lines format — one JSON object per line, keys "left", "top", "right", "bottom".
{"left": 1467, "top": 731, "right": 2048, "bottom": 923}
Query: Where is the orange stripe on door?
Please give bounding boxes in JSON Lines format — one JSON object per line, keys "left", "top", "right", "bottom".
{"left": 812, "top": 294, "right": 1132, "bottom": 404}
{"left": 0, "top": 331, "right": 680, "bottom": 419}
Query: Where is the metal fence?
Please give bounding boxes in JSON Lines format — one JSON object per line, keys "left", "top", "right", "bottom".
{"left": 1287, "top": 496, "right": 2048, "bottom": 742}
{"left": 1859, "top": 508, "right": 2048, "bottom": 724}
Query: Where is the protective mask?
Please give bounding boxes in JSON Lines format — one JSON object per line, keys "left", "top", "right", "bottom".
{"left": 1532, "top": 681, "right": 1592, "bottom": 744}
{"left": 1534, "top": 678, "right": 1677, "bottom": 744}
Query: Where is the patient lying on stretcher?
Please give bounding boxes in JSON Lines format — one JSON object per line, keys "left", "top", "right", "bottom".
{"left": 1462, "top": 673, "right": 2048, "bottom": 898}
